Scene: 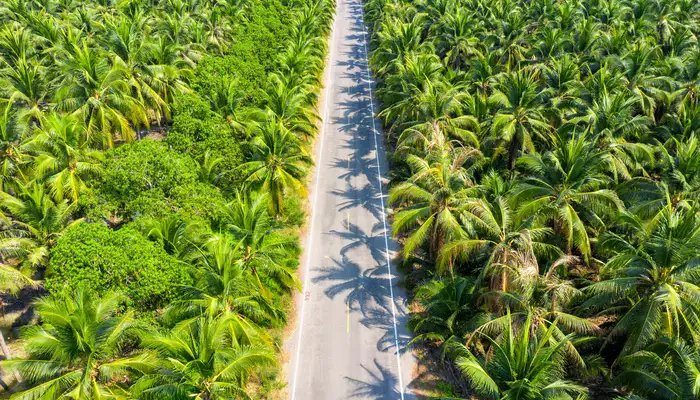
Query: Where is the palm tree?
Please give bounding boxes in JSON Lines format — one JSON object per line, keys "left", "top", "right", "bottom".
{"left": 438, "top": 195, "right": 560, "bottom": 283}
{"left": 381, "top": 79, "right": 480, "bottom": 152}
{"left": 513, "top": 132, "right": 623, "bottom": 262}
{"left": 408, "top": 276, "right": 475, "bottom": 350}
{"left": 132, "top": 316, "right": 276, "bottom": 400}
{"left": 0, "top": 99, "right": 28, "bottom": 192}
{"left": 264, "top": 74, "right": 319, "bottom": 139}
{"left": 163, "top": 233, "right": 282, "bottom": 347}
{"left": 21, "top": 112, "right": 102, "bottom": 202}
{"left": 389, "top": 146, "right": 479, "bottom": 262}
{"left": 55, "top": 41, "right": 147, "bottom": 147}
{"left": 615, "top": 337, "right": 700, "bottom": 399}
{"left": 583, "top": 207, "right": 700, "bottom": 356}
{"left": 452, "top": 312, "right": 587, "bottom": 400}
{"left": 488, "top": 68, "right": 554, "bottom": 169}
{"left": 224, "top": 192, "right": 301, "bottom": 291}
{"left": 0, "top": 182, "right": 78, "bottom": 269}
{"left": 239, "top": 121, "right": 311, "bottom": 217}
{"left": 1, "top": 289, "right": 150, "bottom": 399}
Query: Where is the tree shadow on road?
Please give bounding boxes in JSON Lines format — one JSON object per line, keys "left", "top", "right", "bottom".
{"left": 311, "top": 254, "right": 394, "bottom": 316}
{"left": 345, "top": 359, "right": 417, "bottom": 400}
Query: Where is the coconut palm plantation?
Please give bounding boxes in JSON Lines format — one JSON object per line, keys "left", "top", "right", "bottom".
{"left": 0, "top": 0, "right": 333, "bottom": 397}
{"left": 365, "top": 0, "right": 700, "bottom": 397}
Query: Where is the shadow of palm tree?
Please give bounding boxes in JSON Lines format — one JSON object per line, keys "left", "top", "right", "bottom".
{"left": 345, "top": 359, "right": 417, "bottom": 400}
{"left": 331, "top": 184, "right": 384, "bottom": 222}
{"left": 359, "top": 306, "right": 412, "bottom": 354}
{"left": 311, "top": 255, "right": 394, "bottom": 316}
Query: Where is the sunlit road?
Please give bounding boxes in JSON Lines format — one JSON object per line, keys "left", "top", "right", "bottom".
{"left": 285, "top": 0, "right": 416, "bottom": 398}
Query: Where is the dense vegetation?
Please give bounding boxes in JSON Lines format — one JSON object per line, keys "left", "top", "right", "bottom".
{"left": 0, "top": 0, "right": 334, "bottom": 397}
{"left": 365, "top": 0, "right": 700, "bottom": 398}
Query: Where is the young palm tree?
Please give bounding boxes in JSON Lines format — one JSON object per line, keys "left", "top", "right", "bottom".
{"left": 1, "top": 289, "right": 150, "bottom": 399}
{"left": 584, "top": 207, "right": 700, "bottom": 356}
{"left": 408, "top": 276, "right": 475, "bottom": 350}
{"left": 132, "top": 316, "right": 276, "bottom": 400}
{"left": 452, "top": 312, "right": 587, "bottom": 400}
{"left": 615, "top": 337, "right": 700, "bottom": 399}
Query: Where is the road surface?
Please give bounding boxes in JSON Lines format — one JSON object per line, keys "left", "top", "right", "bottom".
{"left": 286, "top": 0, "right": 416, "bottom": 398}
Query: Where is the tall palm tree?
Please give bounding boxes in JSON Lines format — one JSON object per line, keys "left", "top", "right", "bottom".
{"left": 438, "top": 195, "right": 559, "bottom": 283}
{"left": 489, "top": 68, "right": 554, "bottom": 169}
{"left": 1, "top": 289, "right": 150, "bottom": 399}
{"left": 164, "top": 233, "right": 282, "bottom": 347}
{"left": 389, "top": 146, "right": 479, "bottom": 262}
{"left": 0, "top": 182, "right": 78, "bottom": 269}
{"left": 239, "top": 121, "right": 311, "bottom": 217}
{"left": 513, "top": 132, "right": 623, "bottom": 262}
{"left": 55, "top": 41, "right": 147, "bottom": 147}
{"left": 21, "top": 112, "right": 102, "bottom": 202}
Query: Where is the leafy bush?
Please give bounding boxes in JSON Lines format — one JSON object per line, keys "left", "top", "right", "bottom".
{"left": 167, "top": 94, "right": 246, "bottom": 186}
{"left": 101, "top": 139, "right": 198, "bottom": 199}
{"left": 82, "top": 139, "right": 229, "bottom": 224}
{"left": 46, "top": 222, "right": 192, "bottom": 310}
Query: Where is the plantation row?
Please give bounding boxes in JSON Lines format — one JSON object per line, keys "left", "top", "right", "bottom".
{"left": 0, "top": 0, "right": 333, "bottom": 398}
{"left": 365, "top": 0, "right": 700, "bottom": 398}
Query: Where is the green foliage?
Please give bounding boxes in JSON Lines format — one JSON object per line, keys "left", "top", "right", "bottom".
{"left": 84, "top": 139, "right": 228, "bottom": 224}
{"left": 47, "top": 222, "right": 192, "bottom": 310}
{"left": 0, "top": 0, "right": 334, "bottom": 396}
{"left": 167, "top": 94, "right": 246, "bottom": 187}
{"left": 367, "top": 0, "right": 700, "bottom": 396}
{"left": 0, "top": 288, "right": 148, "bottom": 399}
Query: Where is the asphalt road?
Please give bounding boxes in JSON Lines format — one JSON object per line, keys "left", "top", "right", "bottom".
{"left": 286, "top": 0, "right": 416, "bottom": 398}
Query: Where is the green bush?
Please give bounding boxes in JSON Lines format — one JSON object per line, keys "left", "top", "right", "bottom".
{"left": 167, "top": 94, "right": 246, "bottom": 187}
{"left": 82, "top": 139, "right": 229, "bottom": 224}
{"left": 101, "top": 139, "right": 198, "bottom": 200}
{"left": 47, "top": 222, "right": 192, "bottom": 311}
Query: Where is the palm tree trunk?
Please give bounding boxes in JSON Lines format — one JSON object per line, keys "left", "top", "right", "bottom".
{"left": 0, "top": 331, "right": 11, "bottom": 361}
{"left": 0, "top": 329, "right": 21, "bottom": 384}
{"left": 508, "top": 135, "right": 520, "bottom": 170}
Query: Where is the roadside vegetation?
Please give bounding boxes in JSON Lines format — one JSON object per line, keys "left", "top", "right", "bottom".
{"left": 365, "top": 0, "right": 700, "bottom": 397}
{"left": 0, "top": 0, "right": 334, "bottom": 397}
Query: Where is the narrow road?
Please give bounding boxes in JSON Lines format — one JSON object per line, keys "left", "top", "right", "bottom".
{"left": 286, "top": 0, "right": 416, "bottom": 398}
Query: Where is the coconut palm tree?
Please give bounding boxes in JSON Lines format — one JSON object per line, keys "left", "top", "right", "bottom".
{"left": 0, "top": 181, "right": 78, "bottom": 269}
{"left": 21, "top": 112, "right": 102, "bottom": 202}
{"left": 513, "top": 132, "right": 623, "bottom": 262}
{"left": 132, "top": 316, "right": 276, "bottom": 400}
{"left": 55, "top": 41, "right": 147, "bottom": 147}
{"left": 583, "top": 207, "right": 700, "bottom": 356}
{"left": 1, "top": 289, "right": 150, "bottom": 399}
{"left": 452, "top": 312, "right": 587, "bottom": 400}
{"left": 488, "top": 68, "right": 554, "bottom": 169}
{"left": 239, "top": 121, "right": 311, "bottom": 217}
{"left": 615, "top": 338, "right": 700, "bottom": 400}
{"left": 408, "top": 276, "right": 475, "bottom": 350}
{"left": 389, "top": 145, "right": 479, "bottom": 262}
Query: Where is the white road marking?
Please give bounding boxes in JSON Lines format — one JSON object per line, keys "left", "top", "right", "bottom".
{"left": 289, "top": 11, "right": 337, "bottom": 400}
{"left": 358, "top": 6, "right": 407, "bottom": 399}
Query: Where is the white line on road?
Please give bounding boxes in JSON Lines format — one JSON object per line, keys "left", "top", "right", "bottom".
{"left": 359, "top": 5, "right": 406, "bottom": 399}
{"left": 289, "top": 11, "right": 337, "bottom": 400}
